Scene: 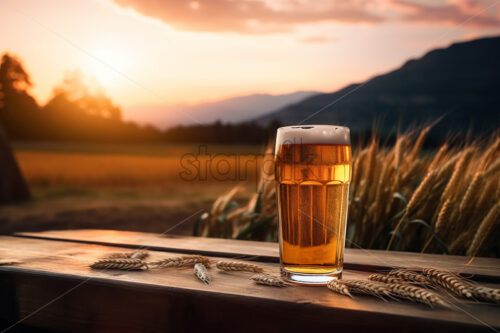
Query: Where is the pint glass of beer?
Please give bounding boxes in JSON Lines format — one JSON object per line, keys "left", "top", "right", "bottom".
{"left": 275, "top": 125, "right": 352, "bottom": 285}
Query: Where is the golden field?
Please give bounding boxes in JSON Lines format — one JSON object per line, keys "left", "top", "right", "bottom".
{"left": 16, "top": 151, "right": 184, "bottom": 187}
{"left": 13, "top": 142, "right": 265, "bottom": 188}
{"left": 2, "top": 143, "right": 264, "bottom": 235}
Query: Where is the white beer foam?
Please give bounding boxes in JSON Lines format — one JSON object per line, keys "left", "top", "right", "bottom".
{"left": 276, "top": 125, "right": 351, "bottom": 145}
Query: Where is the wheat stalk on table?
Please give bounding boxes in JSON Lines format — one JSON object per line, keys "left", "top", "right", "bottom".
{"left": 251, "top": 274, "right": 287, "bottom": 287}
{"left": 470, "top": 286, "right": 500, "bottom": 303}
{"left": 149, "top": 255, "right": 211, "bottom": 268}
{"left": 105, "top": 250, "right": 150, "bottom": 260}
{"left": 375, "top": 269, "right": 500, "bottom": 304}
{"left": 90, "top": 258, "right": 148, "bottom": 270}
{"left": 328, "top": 279, "right": 393, "bottom": 300}
{"left": 328, "top": 279, "right": 448, "bottom": 307}
{"left": 387, "top": 269, "right": 429, "bottom": 284}
{"left": 216, "top": 260, "right": 264, "bottom": 273}
{"left": 421, "top": 268, "right": 474, "bottom": 299}
{"left": 368, "top": 273, "right": 406, "bottom": 284}
{"left": 387, "top": 283, "right": 449, "bottom": 308}
{"left": 327, "top": 279, "right": 352, "bottom": 297}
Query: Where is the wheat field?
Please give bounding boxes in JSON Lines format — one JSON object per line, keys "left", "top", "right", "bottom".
{"left": 6, "top": 143, "right": 264, "bottom": 235}
{"left": 11, "top": 135, "right": 500, "bottom": 256}
{"left": 14, "top": 143, "right": 264, "bottom": 187}
{"left": 198, "top": 129, "right": 500, "bottom": 257}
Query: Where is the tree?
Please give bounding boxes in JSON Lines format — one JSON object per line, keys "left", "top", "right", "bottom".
{"left": 50, "top": 70, "right": 123, "bottom": 120}
{"left": 0, "top": 76, "right": 31, "bottom": 203}
{"left": 0, "top": 54, "right": 41, "bottom": 140}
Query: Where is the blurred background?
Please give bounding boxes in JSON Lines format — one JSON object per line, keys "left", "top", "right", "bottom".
{"left": 0, "top": 0, "right": 499, "bottom": 254}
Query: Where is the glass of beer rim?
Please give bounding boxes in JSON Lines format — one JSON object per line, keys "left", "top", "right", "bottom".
{"left": 274, "top": 125, "right": 352, "bottom": 285}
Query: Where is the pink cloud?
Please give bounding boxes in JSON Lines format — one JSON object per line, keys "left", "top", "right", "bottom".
{"left": 392, "top": 0, "right": 500, "bottom": 27}
{"left": 111, "top": 0, "right": 500, "bottom": 34}
{"left": 112, "top": 0, "right": 383, "bottom": 34}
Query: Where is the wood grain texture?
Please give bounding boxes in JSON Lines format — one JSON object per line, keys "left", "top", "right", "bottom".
{"left": 15, "top": 229, "right": 500, "bottom": 282}
{"left": 0, "top": 235, "right": 499, "bottom": 332}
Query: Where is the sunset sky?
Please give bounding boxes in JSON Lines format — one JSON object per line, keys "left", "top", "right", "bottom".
{"left": 1, "top": 0, "right": 500, "bottom": 125}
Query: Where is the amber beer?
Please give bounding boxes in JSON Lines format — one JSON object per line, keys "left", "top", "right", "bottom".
{"left": 275, "top": 125, "right": 352, "bottom": 285}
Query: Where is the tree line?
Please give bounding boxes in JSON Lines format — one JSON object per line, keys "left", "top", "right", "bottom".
{"left": 0, "top": 53, "right": 280, "bottom": 145}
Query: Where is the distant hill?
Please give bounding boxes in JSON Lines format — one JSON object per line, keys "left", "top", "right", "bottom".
{"left": 124, "top": 91, "right": 318, "bottom": 127}
{"left": 255, "top": 36, "right": 500, "bottom": 138}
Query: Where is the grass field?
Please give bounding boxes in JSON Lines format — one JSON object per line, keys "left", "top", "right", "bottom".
{"left": 2, "top": 142, "right": 266, "bottom": 235}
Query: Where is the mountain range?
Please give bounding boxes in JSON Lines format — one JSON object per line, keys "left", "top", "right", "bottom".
{"left": 124, "top": 91, "right": 318, "bottom": 128}
{"left": 254, "top": 36, "right": 500, "bottom": 137}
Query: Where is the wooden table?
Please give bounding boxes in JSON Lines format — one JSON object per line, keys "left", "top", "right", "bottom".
{"left": 0, "top": 229, "right": 499, "bottom": 332}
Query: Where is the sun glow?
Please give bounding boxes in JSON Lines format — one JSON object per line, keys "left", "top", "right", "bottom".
{"left": 84, "top": 47, "right": 131, "bottom": 85}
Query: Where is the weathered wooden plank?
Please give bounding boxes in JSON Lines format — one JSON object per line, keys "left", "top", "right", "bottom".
{"left": 2, "top": 270, "right": 496, "bottom": 333}
{"left": 0, "top": 236, "right": 499, "bottom": 332}
{"left": 16, "top": 229, "right": 279, "bottom": 260}
{"left": 15, "top": 229, "right": 500, "bottom": 282}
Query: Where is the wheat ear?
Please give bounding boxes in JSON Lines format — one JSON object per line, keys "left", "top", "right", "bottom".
{"left": 365, "top": 140, "right": 378, "bottom": 192}
{"left": 329, "top": 279, "right": 393, "bottom": 299}
{"left": 150, "top": 255, "right": 211, "bottom": 268}
{"left": 469, "top": 180, "right": 498, "bottom": 226}
{"left": 483, "top": 158, "right": 500, "bottom": 178}
{"left": 467, "top": 202, "right": 500, "bottom": 257}
{"left": 90, "top": 258, "right": 148, "bottom": 270}
{"left": 426, "top": 143, "right": 448, "bottom": 172}
{"left": 435, "top": 197, "right": 454, "bottom": 236}
{"left": 421, "top": 268, "right": 473, "bottom": 299}
{"left": 251, "top": 274, "right": 287, "bottom": 287}
{"left": 368, "top": 273, "right": 406, "bottom": 284}
{"left": 106, "top": 250, "right": 149, "bottom": 260}
{"left": 458, "top": 172, "right": 482, "bottom": 214}
{"left": 194, "top": 263, "right": 210, "bottom": 284}
{"left": 387, "top": 283, "right": 449, "bottom": 308}
{"left": 216, "top": 261, "right": 264, "bottom": 273}
{"left": 481, "top": 136, "right": 500, "bottom": 170}
{"left": 387, "top": 269, "right": 428, "bottom": 284}
{"left": 470, "top": 286, "right": 500, "bottom": 303}
{"left": 440, "top": 150, "right": 473, "bottom": 202}
{"left": 330, "top": 278, "right": 447, "bottom": 307}
{"left": 409, "top": 126, "right": 430, "bottom": 162}
{"left": 327, "top": 280, "right": 352, "bottom": 297}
